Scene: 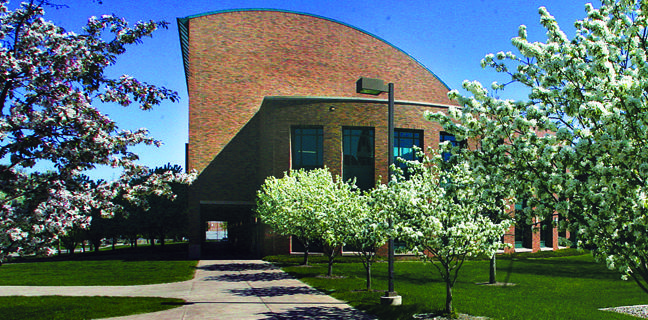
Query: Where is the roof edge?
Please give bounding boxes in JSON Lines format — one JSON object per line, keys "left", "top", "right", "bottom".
{"left": 176, "top": 8, "right": 452, "bottom": 92}
{"left": 177, "top": 16, "right": 190, "bottom": 89}
{"left": 262, "top": 96, "right": 454, "bottom": 109}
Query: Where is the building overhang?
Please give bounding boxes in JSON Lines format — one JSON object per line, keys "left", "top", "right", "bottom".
{"left": 261, "top": 96, "right": 455, "bottom": 109}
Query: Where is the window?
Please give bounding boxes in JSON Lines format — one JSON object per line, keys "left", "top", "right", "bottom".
{"left": 291, "top": 126, "right": 323, "bottom": 170}
{"left": 514, "top": 201, "right": 532, "bottom": 249}
{"left": 343, "top": 127, "right": 374, "bottom": 190}
{"left": 440, "top": 132, "right": 465, "bottom": 161}
{"left": 394, "top": 129, "right": 423, "bottom": 171}
{"left": 541, "top": 218, "right": 554, "bottom": 248}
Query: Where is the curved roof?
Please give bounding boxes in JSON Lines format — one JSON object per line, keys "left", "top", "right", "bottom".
{"left": 179, "top": 9, "right": 458, "bottom": 172}
{"left": 177, "top": 8, "right": 451, "bottom": 91}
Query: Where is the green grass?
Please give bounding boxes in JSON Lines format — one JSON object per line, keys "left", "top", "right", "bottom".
{"left": 276, "top": 251, "right": 648, "bottom": 320}
{"left": 0, "top": 296, "right": 185, "bottom": 320}
{"left": 0, "top": 243, "right": 198, "bottom": 286}
{"left": 0, "top": 243, "right": 196, "bottom": 319}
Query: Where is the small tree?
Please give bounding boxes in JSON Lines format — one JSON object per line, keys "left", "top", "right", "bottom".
{"left": 313, "top": 174, "right": 363, "bottom": 277}
{"left": 347, "top": 190, "right": 388, "bottom": 291}
{"left": 256, "top": 168, "right": 362, "bottom": 275}
{"left": 256, "top": 169, "right": 323, "bottom": 266}
{"left": 391, "top": 153, "right": 512, "bottom": 315}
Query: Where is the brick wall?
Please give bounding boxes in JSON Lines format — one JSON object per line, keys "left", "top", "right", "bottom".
{"left": 182, "top": 9, "right": 461, "bottom": 257}
{"left": 257, "top": 99, "right": 448, "bottom": 186}
{"left": 184, "top": 10, "right": 458, "bottom": 175}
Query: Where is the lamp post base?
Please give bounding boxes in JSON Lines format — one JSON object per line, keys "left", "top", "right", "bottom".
{"left": 380, "top": 292, "right": 402, "bottom": 306}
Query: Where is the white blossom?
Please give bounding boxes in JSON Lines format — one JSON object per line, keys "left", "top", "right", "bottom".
{"left": 0, "top": 1, "right": 186, "bottom": 262}
{"left": 432, "top": 0, "right": 648, "bottom": 295}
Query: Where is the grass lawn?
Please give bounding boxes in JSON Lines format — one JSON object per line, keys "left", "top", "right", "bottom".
{"left": 0, "top": 243, "right": 198, "bottom": 286}
{"left": 0, "top": 243, "right": 197, "bottom": 320}
{"left": 273, "top": 251, "right": 648, "bottom": 320}
{"left": 0, "top": 296, "right": 186, "bottom": 320}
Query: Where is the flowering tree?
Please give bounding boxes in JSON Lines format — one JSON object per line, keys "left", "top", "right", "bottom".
{"left": 0, "top": 1, "right": 190, "bottom": 263}
{"left": 387, "top": 153, "right": 512, "bottom": 315}
{"left": 256, "top": 168, "right": 362, "bottom": 276}
{"left": 428, "top": 0, "right": 648, "bottom": 294}
{"left": 345, "top": 190, "right": 387, "bottom": 291}
{"left": 256, "top": 168, "right": 323, "bottom": 266}
{"left": 314, "top": 173, "right": 364, "bottom": 277}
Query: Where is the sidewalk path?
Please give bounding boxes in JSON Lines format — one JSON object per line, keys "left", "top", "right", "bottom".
{"left": 0, "top": 259, "right": 377, "bottom": 320}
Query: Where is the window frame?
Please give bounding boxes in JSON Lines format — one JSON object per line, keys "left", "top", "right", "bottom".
{"left": 394, "top": 128, "right": 424, "bottom": 166}
{"left": 291, "top": 126, "right": 324, "bottom": 170}
{"left": 342, "top": 126, "right": 375, "bottom": 190}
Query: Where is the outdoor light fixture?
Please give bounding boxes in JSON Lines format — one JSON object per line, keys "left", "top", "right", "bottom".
{"left": 356, "top": 77, "right": 401, "bottom": 306}
{"left": 356, "top": 77, "right": 389, "bottom": 95}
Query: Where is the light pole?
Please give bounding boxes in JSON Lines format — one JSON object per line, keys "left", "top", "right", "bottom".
{"left": 356, "top": 77, "right": 402, "bottom": 306}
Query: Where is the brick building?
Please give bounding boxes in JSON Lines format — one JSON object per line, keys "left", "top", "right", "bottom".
{"left": 177, "top": 9, "right": 562, "bottom": 258}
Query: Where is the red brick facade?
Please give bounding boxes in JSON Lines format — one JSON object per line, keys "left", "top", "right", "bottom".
{"left": 178, "top": 9, "right": 563, "bottom": 258}
{"left": 180, "top": 10, "right": 455, "bottom": 175}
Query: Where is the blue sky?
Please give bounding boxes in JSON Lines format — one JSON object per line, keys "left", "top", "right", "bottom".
{"left": 33, "top": 0, "right": 594, "bottom": 180}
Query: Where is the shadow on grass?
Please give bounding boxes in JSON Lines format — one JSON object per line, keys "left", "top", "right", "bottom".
{"left": 259, "top": 306, "right": 377, "bottom": 320}
{"left": 498, "top": 256, "right": 625, "bottom": 280}
{"left": 10, "top": 242, "right": 194, "bottom": 263}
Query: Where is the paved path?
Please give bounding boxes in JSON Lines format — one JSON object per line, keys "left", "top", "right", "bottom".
{"left": 0, "top": 260, "right": 377, "bottom": 320}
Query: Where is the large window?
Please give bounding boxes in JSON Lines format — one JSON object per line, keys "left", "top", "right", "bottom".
{"left": 394, "top": 129, "right": 423, "bottom": 170}
{"left": 343, "top": 127, "right": 374, "bottom": 190}
{"left": 291, "top": 126, "right": 323, "bottom": 170}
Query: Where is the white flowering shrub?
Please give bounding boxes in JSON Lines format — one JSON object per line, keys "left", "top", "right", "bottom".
{"left": 380, "top": 152, "right": 512, "bottom": 315}
{"left": 0, "top": 1, "right": 194, "bottom": 263}
{"left": 346, "top": 189, "right": 386, "bottom": 291}
{"left": 256, "top": 169, "right": 323, "bottom": 266}
{"left": 428, "top": 1, "right": 648, "bottom": 294}
{"left": 256, "top": 168, "right": 363, "bottom": 275}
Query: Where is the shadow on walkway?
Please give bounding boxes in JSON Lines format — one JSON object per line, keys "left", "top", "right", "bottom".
{"left": 259, "top": 306, "right": 376, "bottom": 320}
{"left": 197, "top": 262, "right": 277, "bottom": 272}
{"left": 203, "top": 272, "right": 294, "bottom": 282}
{"left": 229, "top": 286, "right": 325, "bottom": 297}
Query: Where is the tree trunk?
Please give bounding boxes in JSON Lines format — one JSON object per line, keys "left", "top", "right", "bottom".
{"left": 327, "top": 255, "right": 334, "bottom": 277}
{"left": 300, "top": 238, "right": 310, "bottom": 266}
{"left": 445, "top": 280, "right": 453, "bottom": 315}
{"left": 365, "top": 260, "right": 372, "bottom": 291}
{"left": 489, "top": 254, "right": 497, "bottom": 284}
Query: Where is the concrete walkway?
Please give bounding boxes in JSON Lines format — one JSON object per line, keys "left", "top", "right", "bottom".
{"left": 0, "top": 260, "right": 377, "bottom": 320}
